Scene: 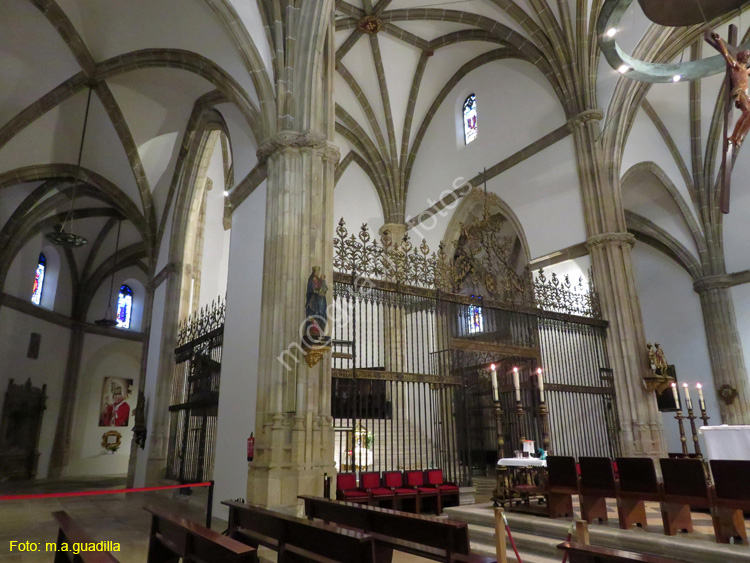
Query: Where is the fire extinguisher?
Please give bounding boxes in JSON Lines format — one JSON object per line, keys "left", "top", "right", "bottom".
{"left": 247, "top": 432, "right": 255, "bottom": 462}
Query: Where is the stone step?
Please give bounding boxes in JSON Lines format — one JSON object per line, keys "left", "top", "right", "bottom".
{"left": 470, "top": 540, "right": 562, "bottom": 563}
{"left": 446, "top": 503, "right": 750, "bottom": 563}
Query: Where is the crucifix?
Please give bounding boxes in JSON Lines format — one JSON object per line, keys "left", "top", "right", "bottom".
{"left": 705, "top": 24, "right": 746, "bottom": 214}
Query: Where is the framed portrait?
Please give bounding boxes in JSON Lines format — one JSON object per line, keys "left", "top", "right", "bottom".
{"left": 99, "top": 377, "right": 133, "bottom": 427}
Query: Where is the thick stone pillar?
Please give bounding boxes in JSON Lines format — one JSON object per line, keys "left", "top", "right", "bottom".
{"left": 694, "top": 277, "right": 750, "bottom": 423}
{"left": 247, "top": 132, "right": 339, "bottom": 511}
{"left": 571, "top": 112, "right": 665, "bottom": 456}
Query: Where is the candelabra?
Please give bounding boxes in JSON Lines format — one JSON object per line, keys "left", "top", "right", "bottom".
{"left": 538, "top": 401, "right": 551, "bottom": 453}
{"left": 515, "top": 400, "right": 526, "bottom": 443}
{"left": 674, "top": 410, "right": 689, "bottom": 456}
{"left": 686, "top": 407, "right": 702, "bottom": 457}
{"left": 699, "top": 404, "right": 710, "bottom": 427}
{"left": 494, "top": 401, "right": 505, "bottom": 460}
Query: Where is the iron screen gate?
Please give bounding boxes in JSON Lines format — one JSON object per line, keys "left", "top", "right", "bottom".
{"left": 166, "top": 298, "right": 225, "bottom": 483}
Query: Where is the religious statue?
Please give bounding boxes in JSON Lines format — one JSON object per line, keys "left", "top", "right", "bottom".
{"left": 647, "top": 343, "right": 657, "bottom": 372}
{"left": 653, "top": 343, "right": 668, "bottom": 375}
{"left": 304, "top": 266, "right": 329, "bottom": 345}
{"left": 706, "top": 31, "right": 750, "bottom": 147}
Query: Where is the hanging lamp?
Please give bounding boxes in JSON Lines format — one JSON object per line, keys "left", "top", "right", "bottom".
{"left": 95, "top": 218, "right": 122, "bottom": 327}
{"left": 45, "top": 88, "right": 93, "bottom": 247}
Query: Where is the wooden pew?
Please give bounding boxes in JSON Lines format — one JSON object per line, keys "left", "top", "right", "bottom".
{"left": 51, "top": 511, "right": 120, "bottom": 563}
{"left": 709, "top": 460, "right": 750, "bottom": 544}
{"left": 579, "top": 457, "right": 618, "bottom": 524}
{"left": 659, "top": 458, "right": 715, "bottom": 537}
{"left": 545, "top": 456, "right": 578, "bottom": 518}
{"left": 557, "top": 541, "right": 687, "bottom": 562}
{"left": 223, "top": 500, "right": 376, "bottom": 563}
{"left": 615, "top": 457, "right": 661, "bottom": 530}
{"left": 299, "top": 495, "right": 496, "bottom": 563}
{"left": 144, "top": 505, "right": 257, "bottom": 563}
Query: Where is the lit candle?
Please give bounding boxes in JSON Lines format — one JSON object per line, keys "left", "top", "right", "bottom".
{"left": 671, "top": 382, "right": 680, "bottom": 407}
{"left": 537, "top": 367, "right": 545, "bottom": 402}
{"left": 512, "top": 367, "right": 521, "bottom": 402}
{"left": 697, "top": 383, "right": 706, "bottom": 412}
{"left": 491, "top": 364, "right": 499, "bottom": 402}
{"left": 682, "top": 383, "right": 693, "bottom": 411}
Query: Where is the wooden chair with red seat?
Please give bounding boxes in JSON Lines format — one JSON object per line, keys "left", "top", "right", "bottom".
{"left": 659, "top": 457, "right": 714, "bottom": 536}
{"left": 579, "top": 457, "right": 618, "bottom": 524}
{"left": 709, "top": 460, "right": 750, "bottom": 544}
{"left": 425, "top": 469, "right": 460, "bottom": 510}
{"left": 404, "top": 470, "right": 441, "bottom": 514}
{"left": 335, "top": 473, "right": 368, "bottom": 504}
{"left": 615, "top": 457, "right": 661, "bottom": 530}
{"left": 360, "top": 471, "right": 395, "bottom": 508}
{"left": 383, "top": 471, "right": 418, "bottom": 512}
{"left": 546, "top": 456, "right": 579, "bottom": 519}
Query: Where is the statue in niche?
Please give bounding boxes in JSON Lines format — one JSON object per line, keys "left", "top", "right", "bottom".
{"left": 706, "top": 31, "right": 750, "bottom": 147}
{"left": 304, "top": 265, "right": 329, "bottom": 345}
{"left": 654, "top": 343, "right": 668, "bottom": 375}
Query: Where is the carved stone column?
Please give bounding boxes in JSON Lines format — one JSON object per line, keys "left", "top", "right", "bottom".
{"left": 694, "top": 276, "right": 750, "bottom": 423}
{"left": 247, "top": 132, "right": 339, "bottom": 511}
{"left": 572, "top": 112, "right": 665, "bottom": 456}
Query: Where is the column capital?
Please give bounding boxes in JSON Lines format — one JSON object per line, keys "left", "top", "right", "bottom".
{"left": 585, "top": 231, "right": 635, "bottom": 250}
{"left": 566, "top": 109, "right": 604, "bottom": 131}
{"left": 257, "top": 130, "right": 341, "bottom": 165}
{"left": 693, "top": 274, "right": 733, "bottom": 292}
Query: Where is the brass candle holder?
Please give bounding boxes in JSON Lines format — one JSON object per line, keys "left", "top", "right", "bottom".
{"left": 494, "top": 402, "right": 505, "bottom": 460}
{"left": 675, "top": 410, "right": 689, "bottom": 456}
{"left": 538, "top": 401, "right": 551, "bottom": 453}
{"left": 686, "top": 407, "right": 702, "bottom": 457}
{"left": 699, "top": 404, "right": 710, "bottom": 427}
{"left": 515, "top": 400, "right": 526, "bottom": 443}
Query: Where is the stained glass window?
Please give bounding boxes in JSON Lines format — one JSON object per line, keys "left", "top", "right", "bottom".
{"left": 117, "top": 285, "right": 133, "bottom": 329}
{"left": 463, "top": 93, "right": 478, "bottom": 144}
{"left": 468, "top": 295, "right": 483, "bottom": 334}
{"left": 31, "top": 253, "right": 46, "bottom": 305}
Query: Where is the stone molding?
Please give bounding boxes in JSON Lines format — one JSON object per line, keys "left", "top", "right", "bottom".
{"left": 566, "top": 109, "right": 604, "bottom": 131}
{"left": 586, "top": 232, "right": 636, "bottom": 249}
{"left": 693, "top": 274, "right": 734, "bottom": 292}
{"left": 256, "top": 131, "right": 341, "bottom": 165}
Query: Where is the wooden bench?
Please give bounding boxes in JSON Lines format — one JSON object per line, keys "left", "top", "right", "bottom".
{"left": 710, "top": 459, "right": 750, "bottom": 544}
{"left": 144, "top": 505, "right": 257, "bottom": 563}
{"left": 223, "top": 500, "right": 376, "bottom": 563}
{"left": 558, "top": 541, "right": 687, "bottom": 562}
{"left": 615, "top": 457, "right": 661, "bottom": 530}
{"left": 546, "top": 456, "right": 578, "bottom": 519}
{"left": 659, "top": 458, "right": 715, "bottom": 537}
{"left": 579, "top": 457, "right": 618, "bottom": 524}
{"left": 51, "top": 511, "right": 120, "bottom": 563}
{"left": 299, "top": 495, "right": 495, "bottom": 563}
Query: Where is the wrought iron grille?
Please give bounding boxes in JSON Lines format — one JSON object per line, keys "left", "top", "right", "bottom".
{"left": 166, "top": 297, "right": 225, "bottom": 483}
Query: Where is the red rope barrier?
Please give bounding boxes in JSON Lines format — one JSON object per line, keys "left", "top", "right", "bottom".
{"left": 0, "top": 481, "right": 212, "bottom": 501}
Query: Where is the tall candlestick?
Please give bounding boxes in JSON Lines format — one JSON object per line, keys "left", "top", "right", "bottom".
{"left": 537, "top": 367, "right": 545, "bottom": 402}
{"left": 696, "top": 383, "right": 706, "bottom": 412}
{"left": 491, "top": 364, "right": 499, "bottom": 402}
{"left": 512, "top": 367, "right": 521, "bottom": 402}
{"left": 671, "top": 382, "right": 679, "bottom": 407}
{"left": 682, "top": 383, "right": 693, "bottom": 411}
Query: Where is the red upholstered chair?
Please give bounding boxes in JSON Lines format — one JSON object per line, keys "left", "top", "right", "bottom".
{"left": 425, "top": 469, "right": 460, "bottom": 510}
{"left": 404, "top": 470, "right": 440, "bottom": 514}
{"left": 335, "top": 473, "right": 368, "bottom": 503}
{"left": 360, "top": 472, "right": 395, "bottom": 507}
{"left": 383, "top": 471, "right": 418, "bottom": 512}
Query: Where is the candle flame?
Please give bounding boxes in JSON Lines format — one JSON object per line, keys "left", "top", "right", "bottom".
{"left": 696, "top": 383, "right": 702, "bottom": 389}
{"left": 512, "top": 366, "right": 518, "bottom": 373}
{"left": 490, "top": 364, "right": 496, "bottom": 371}
{"left": 671, "top": 382, "right": 676, "bottom": 388}
{"left": 682, "top": 383, "right": 688, "bottom": 388}
{"left": 537, "top": 367, "right": 542, "bottom": 374}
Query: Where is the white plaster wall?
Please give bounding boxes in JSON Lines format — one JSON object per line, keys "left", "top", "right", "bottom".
{"left": 334, "top": 161, "right": 384, "bottom": 236}
{"left": 134, "top": 281, "right": 167, "bottom": 487}
{"left": 0, "top": 307, "right": 70, "bottom": 478}
{"left": 212, "top": 181, "right": 266, "bottom": 518}
{"left": 67, "top": 335, "right": 141, "bottom": 476}
{"left": 631, "top": 243, "right": 719, "bottom": 455}
{"left": 731, "top": 283, "right": 750, "bottom": 392}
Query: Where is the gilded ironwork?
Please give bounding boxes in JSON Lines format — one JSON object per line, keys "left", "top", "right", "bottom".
{"left": 176, "top": 295, "right": 226, "bottom": 347}
{"left": 334, "top": 218, "right": 601, "bottom": 318}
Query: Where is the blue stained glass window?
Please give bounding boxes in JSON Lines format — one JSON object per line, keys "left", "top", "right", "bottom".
{"left": 463, "top": 94, "right": 478, "bottom": 144}
{"left": 117, "top": 285, "right": 133, "bottom": 329}
{"left": 31, "top": 253, "right": 46, "bottom": 305}
{"left": 468, "top": 295, "right": 483, "bottom": 334}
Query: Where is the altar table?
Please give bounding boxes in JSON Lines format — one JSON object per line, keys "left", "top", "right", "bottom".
{"left": 699, "top": 425, "right": 750, "bottom": 460}
{"left": 493, "top": 457, "right": 547, "bottom": 506}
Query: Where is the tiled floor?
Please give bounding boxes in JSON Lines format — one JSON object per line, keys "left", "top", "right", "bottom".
{"left": 0, "top": 477, "right": 429, "bottom": 562}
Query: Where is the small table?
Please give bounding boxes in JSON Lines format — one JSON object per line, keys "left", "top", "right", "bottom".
{"left": 493, "top": 458, "right": 547, "bottom": 507}
{"left": 699, "top": 425, "right": 750, "bottom": 460}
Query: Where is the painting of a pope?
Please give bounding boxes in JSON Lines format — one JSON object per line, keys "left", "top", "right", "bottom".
{"left": 305, "top": 266, "right": 328, "bottom": 341}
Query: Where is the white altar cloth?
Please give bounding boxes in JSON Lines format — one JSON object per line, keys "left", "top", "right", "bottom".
{"left": 699, "top": 425, "right": 750, "bottom": 460}
{"left": 497, "top": 457, "right": 547, "bottom": 467}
